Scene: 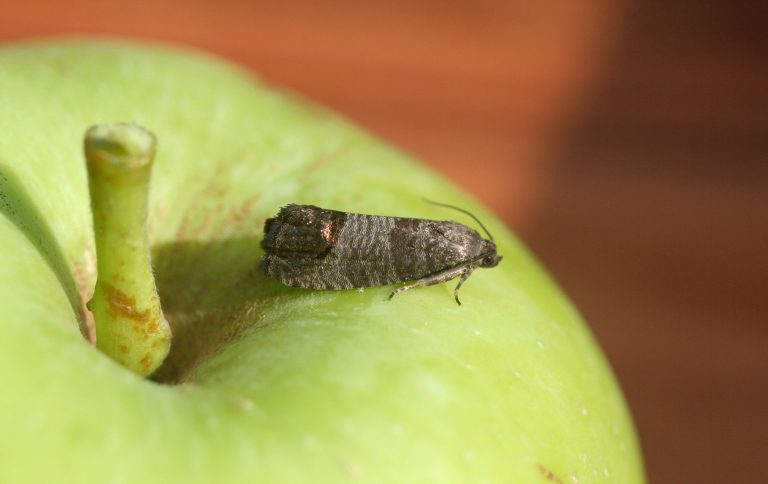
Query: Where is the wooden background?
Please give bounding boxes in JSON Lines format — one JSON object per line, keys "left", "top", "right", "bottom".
{"left": 2, "top": 0, "right": 766, "bottom": 482}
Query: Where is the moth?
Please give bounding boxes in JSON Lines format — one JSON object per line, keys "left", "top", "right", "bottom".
{"left": 260, "top": 202, "right": 502, "bottom": 305}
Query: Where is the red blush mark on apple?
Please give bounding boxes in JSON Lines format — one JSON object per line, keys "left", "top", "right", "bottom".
{"left": 299, "top": 145, "right": 349, "bottom": 181}
{"left": 227, "top": 194, "right": 261, "bottom": 229}
{"left": 537, "top": 464, "right": 564, "bottom": 483}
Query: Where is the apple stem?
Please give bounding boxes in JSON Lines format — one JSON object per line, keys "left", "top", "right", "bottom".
{"left": 84, "top": 123, "right": 171, "bottom": 376}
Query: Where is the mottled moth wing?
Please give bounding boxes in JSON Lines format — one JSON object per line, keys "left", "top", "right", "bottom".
{"left": 261, "top": 204, "right": 485, "bottom": 290}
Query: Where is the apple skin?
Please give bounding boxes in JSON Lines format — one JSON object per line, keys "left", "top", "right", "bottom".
{"left": 0, "top": 40, "right": 644, "bottom": 483}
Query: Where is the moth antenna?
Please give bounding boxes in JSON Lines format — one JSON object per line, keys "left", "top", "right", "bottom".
{"left": 422, "top": 198, "right": 495, "bottom": 242}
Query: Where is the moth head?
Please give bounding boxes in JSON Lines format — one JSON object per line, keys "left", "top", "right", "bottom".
{"left": 479, "top": 240, "right": 502, "bottom": 268}
{"left": 422, "top": 199, "right": 502, "bottom": 268}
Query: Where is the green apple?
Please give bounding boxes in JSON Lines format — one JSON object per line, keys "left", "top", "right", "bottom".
{"left": 0, "top": 40, "right": 644, "bottom": 483}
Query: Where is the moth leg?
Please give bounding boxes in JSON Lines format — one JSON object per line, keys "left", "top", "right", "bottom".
{"left": 388, "top": 265, "right": 470, "bottom": 302}
{"left": 452, "top": 267, "right": 476, "bottom": 306}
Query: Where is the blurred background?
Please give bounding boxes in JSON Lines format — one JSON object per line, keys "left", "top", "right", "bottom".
{"left": 2, "top": 0, "right": 765, "bottom": 481}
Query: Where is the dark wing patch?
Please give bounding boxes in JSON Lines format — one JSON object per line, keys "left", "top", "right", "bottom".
{"left": 261, "top": 204, "right": 347, "bottom": 256}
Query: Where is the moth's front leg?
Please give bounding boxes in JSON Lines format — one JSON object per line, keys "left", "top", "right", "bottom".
{"left": 388, "top": 264, "right": 474, "bottom": 304}
{"left": 452, "top": 267, "right": 476, "bottom": 306}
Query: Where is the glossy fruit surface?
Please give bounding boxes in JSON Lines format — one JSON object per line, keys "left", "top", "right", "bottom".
{"left": 0, "top": 40, "right": 644, "bottom": 483}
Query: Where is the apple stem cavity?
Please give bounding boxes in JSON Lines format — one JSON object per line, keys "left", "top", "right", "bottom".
{"left": 84, "top": 123, "right": 171, "bottom": 377}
